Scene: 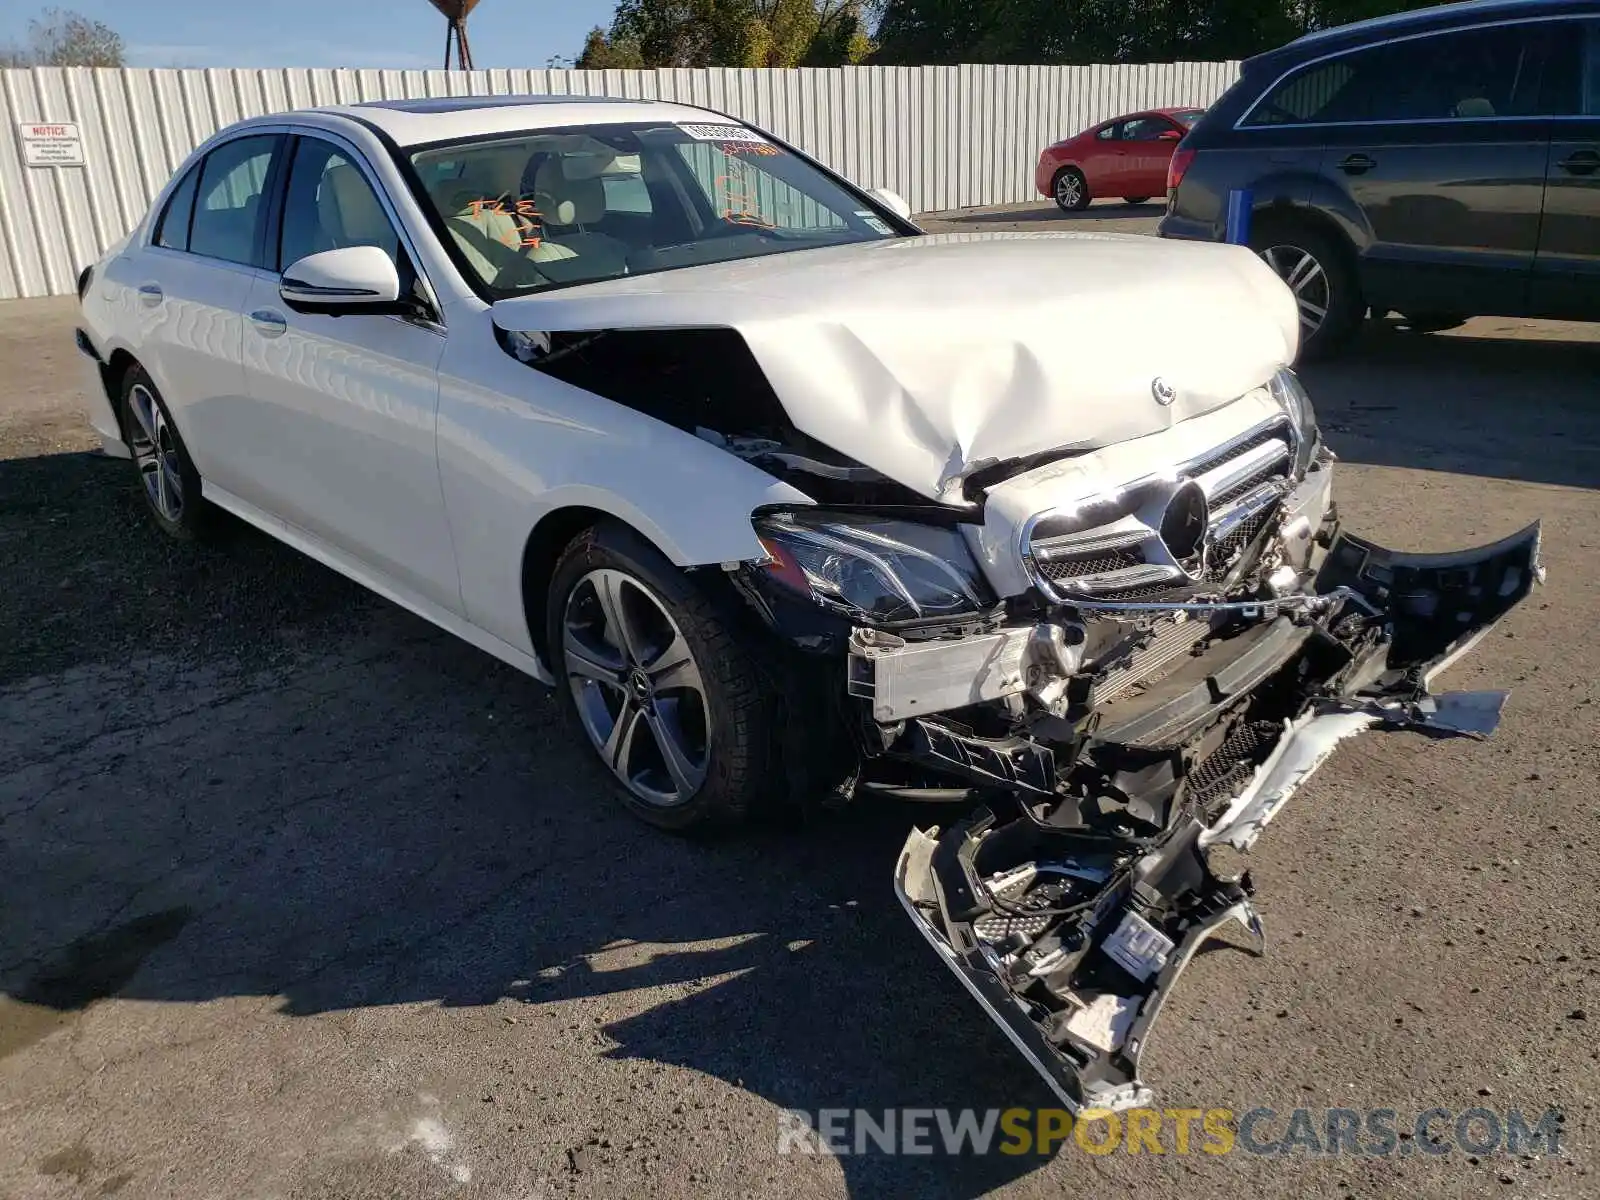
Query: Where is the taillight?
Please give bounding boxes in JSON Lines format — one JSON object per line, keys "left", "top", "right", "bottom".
{"left": 1167, "top": 148, "right": 1196, "bottom": 192}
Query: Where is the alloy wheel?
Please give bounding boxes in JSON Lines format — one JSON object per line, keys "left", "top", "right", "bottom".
{"left": 1054, "top": 172, "right": 1083, "bottom": 209}
{"left": 1260, "top": 244, "right": 1331, "bottom": 336}
{"left": 127, "top": 383, "right": 184, "bottom": 522}
{"left": 562, "top": 568, "right": 711, "bottom": 808}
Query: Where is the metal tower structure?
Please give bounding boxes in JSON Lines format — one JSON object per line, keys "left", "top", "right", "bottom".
{"left": 427, "top": 0, "right": 482, "bottom": 70}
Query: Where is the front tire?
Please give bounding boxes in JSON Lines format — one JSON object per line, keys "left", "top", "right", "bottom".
{"left": 1124, "top": 196, "right": 1151, "bottom": 205}
{"left": 118, "top": 364, "right": 218, "bottom": 540}
{"left": 1250, "top": 221, "right": 1363, "bottom": 360}
{"left": 1052, "top": 167, "right": 1090, "bottom": 212}
{"left": 547, "top": 521, "right": 776, "bottom": 832}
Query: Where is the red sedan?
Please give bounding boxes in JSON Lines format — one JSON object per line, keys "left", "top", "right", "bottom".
{"left": 1035, "top": 107, "right": 1203, "bottom": 211}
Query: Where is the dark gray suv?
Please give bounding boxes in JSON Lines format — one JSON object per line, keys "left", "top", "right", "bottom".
{"left": 1160, "top": 0, "right": 1600, "bottom": 358}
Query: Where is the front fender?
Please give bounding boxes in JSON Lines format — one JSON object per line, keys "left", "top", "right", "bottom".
{"left": 436, "top": 312, "right": 812, "bottom": 656}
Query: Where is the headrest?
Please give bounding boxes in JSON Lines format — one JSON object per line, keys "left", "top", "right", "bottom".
{"left": 534, "top": 156, "right": 606, "bottom": 226}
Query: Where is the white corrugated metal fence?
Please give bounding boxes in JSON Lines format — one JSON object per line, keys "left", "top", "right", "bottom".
{"left": 0, "top": 61, "right": 1239, "bottom": 300}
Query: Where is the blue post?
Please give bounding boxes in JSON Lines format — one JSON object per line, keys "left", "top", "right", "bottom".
{"left": 1224, "top": 189, "right": 1253, "bottom": 245}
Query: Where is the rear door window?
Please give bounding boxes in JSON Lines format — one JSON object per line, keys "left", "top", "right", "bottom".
{"left": 154, "top": 163, "right": 200, "bottom": 250}
{"left": 188, "top": 134, "right": 279, "bottom": 267}
{"left": 1121, "top": 116, "right": 1171, "bottom": 141}
{"left": 1244, "top": 23, "right": 1551, "bottom": 125}
{"left": 1589, "top": 20, "right": 1600, "bottom": 114}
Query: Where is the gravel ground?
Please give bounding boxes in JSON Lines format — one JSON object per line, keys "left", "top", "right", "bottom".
{"left": 2, "top": 203, "right": 1598, "bottom": 1199}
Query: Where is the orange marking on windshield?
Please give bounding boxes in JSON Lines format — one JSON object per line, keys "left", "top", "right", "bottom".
{"left": 718, "top": 140, "right": 779, "bottom": 157}
{"left": 464, "top": 198, "right": 544, "bottom": 249}
{"left": 713, "top": 170, "right": 775, "bottom": 229}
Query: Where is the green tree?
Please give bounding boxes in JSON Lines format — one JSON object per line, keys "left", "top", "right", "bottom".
{"left": 870, "top": 0, "right": 1436, "bottom": 66}
{"left": 577, "top": 0, "right": 871, "bottom": 69}
{"left": 1296, "top": 0, "right": 1439, "bottom": 34}
{"left": 575, "top": 26, "right": 646, "bottom": 69}
{"left": 0, "top": 7, "right": 125, "bottom": 68}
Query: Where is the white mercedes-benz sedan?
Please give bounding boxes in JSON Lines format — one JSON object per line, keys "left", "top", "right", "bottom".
{"left": 77, "top": 95, "right": 1541, "bottom": 1111}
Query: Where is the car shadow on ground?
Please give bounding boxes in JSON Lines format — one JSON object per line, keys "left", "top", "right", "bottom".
{"left": 1304, "top": 320, "right": 1600, "bottom": 491}
{"left": 0, "top": 456, "right": 1057, "bottom": 1197}
{"left": 0, "top": 322, "right": 1593, "bottom": 1196}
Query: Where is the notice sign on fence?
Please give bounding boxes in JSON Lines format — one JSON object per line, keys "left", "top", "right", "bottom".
{"left": 19, "top": 122, "right": 85, "bottom": 167}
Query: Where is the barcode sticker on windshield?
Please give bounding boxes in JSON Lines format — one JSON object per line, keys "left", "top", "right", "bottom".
{"left": 679, "top": 123, "right": 770, "bottom": 144}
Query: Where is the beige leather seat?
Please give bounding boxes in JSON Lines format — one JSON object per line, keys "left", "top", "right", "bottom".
{"left": 529, "top": 156, "right": 630, "bottom": 283}
{"left": 436, "top": 154, "right": 539, "bottom": 285}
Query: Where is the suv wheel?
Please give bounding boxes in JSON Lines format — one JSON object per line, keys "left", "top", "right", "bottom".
{"left": 1052, "top": 168, "right": 1090, "bottom": 212}
{"left": 547, "top": 520, "right": 777, "bottom": 832}
{"left": 1250, "top": 222, "right": 1362, "bottom": 359}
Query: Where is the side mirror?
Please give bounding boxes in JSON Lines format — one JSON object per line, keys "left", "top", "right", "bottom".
{"left": 866, "top": 186, "right": 912, "bottom": 222}
{"left": 280, "top": 246, "right": 402, "bottom": 315}
{"left": 1158, "top": 129, "right": 1182, "bottom": 141}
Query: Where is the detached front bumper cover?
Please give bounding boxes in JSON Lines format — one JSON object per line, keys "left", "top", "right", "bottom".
{"left": 895, "top": 521, "right": 1543, "bottom": 1113}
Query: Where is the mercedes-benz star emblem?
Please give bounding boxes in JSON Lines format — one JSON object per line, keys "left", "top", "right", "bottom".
{"left": 1152, "top": 377, "right": 1177, "bottom": 406}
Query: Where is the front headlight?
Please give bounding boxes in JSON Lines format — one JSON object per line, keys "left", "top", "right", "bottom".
{"left": 1269, "top": 366, "right": 1320, "bottom": 473}
{"left": 753, "top": 511, "right": 994, "bottom": 624}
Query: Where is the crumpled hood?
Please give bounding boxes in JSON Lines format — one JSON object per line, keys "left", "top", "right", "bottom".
{"left": 492, "top": 232, "right": 1299, "bottom": 501}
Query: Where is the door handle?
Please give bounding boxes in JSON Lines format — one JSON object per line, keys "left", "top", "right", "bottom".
{"left": 137, "top": 283, "right": 163, "bottom": 306}
{"left": 1557, "top": 149, "right": 1600, "bottom": 176}
{"left": 249, "top": 308, "right": 288, "bottom": 337}
{"left": 1338, "top": 153, "right": 1377, "bottom": 175}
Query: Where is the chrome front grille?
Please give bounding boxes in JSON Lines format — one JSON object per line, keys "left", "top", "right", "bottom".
{"left": 1212, "top": 458, "right": 1288, "bottom": 508}
{"left": 1186, "top": 425, "right": 1284, "bottom": 476}
{"left": 1034, "top": 546, "right": 1143, "bottom": 582}
{"left": 1025, "top": 416, "right": 1296, "bottom": 601}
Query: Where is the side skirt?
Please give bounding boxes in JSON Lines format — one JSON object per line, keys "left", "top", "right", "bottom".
{"left": 202, "top": 481, "right": 556, "bottom": 685}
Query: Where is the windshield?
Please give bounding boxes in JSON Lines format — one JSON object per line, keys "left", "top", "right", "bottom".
{"left": 1174, "top": 109, "right": 1203, "bottom": 127}
{"left": 409, "top": 121, "right": 901, "bottom": 297}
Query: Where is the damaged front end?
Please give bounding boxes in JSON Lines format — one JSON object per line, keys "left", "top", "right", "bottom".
{"left": 502, "top": 309, "right": 1542, "bottom": 1112}
{"left": 890, "top": 519, "right": 1542, "bottom": 1112}
{"left": 719, "top": 373, "right": 1543, "bottom": 1113}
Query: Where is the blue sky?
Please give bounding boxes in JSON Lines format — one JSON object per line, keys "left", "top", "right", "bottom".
{"left": 1, "top": 0, "right": 618, "bottom": 69}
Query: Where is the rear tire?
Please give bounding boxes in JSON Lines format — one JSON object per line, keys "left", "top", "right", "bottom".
{"left": 117, "top": 364, "right": 220, "bottom": 541}
{"left": 546, "top": 520, "right": 777, "bottom": 833}
{"left": 1249, "top": 220, "right": 1363, "bottom": 360}
{"left": 1124, "top": 196, "right": 1151, "bottom": 205}
{"left": 1052, "top": 167, "right": 1090, "bottom": 212}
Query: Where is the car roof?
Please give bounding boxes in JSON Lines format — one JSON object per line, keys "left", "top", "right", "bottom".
{"left": 1089, "top": 106, "right": 1202, "bottom": 129}
{"left": 1249, "top": 0, "right": 1594, "bottom": 69}
{"left": 305, "top": 95, "right": 742, "bottom": 147}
